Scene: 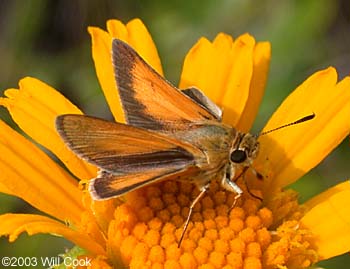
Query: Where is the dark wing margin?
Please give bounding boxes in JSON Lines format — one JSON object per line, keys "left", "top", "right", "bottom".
{"left": 55, "top": 114, "right": 198, "bottom": 174}
{"left": 112, "top": 39, "right": 218, "bottom": 130}
{"left": 89, "top": 168, "right": 186, "bottom": 200}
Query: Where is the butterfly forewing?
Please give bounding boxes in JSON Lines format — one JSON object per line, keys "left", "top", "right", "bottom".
{"left": 112, "top": 39, "right": 218, "bottom": 130}
{"left": 56, "top": 114, "right": 203, "bottom": 174}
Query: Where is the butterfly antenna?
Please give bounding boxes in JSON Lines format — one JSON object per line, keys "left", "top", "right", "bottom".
{"left": 259, "top": 113, "right": 315, "bottom": 137}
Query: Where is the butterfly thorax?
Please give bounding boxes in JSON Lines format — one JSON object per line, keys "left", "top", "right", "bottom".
{"left": 167, "top": 122, "right": 236, "bottom": 168}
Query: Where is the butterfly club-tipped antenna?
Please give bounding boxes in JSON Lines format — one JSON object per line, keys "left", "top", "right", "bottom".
{"left": 259, "top": 113, "right": 316, "bottom": 137}
{"left": 252, "top": 112, "right": 316, "bottom": 178}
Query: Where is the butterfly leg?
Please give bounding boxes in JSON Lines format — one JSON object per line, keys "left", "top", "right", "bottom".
{"left": 178, "top": 185, "right": 208, "bottom": 247}
{"left": 221, "top": 167, "right": 243, "bottom": 212}
{"left": 231, "top": 166, "right": 263, "bottom": 201}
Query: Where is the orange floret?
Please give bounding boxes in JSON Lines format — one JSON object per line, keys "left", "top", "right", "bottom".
{"left": 208, "top": 251, "right": 226, "bottom": 268}
{"left": 198, "top": 237, "right": 214, "bottom": 252}
{"left": 245, "top": 215, "right": 262, "bottom": 230}
{"left": 227, "top": 252, "right": 243, "bottom": 268}
{"left": 151, "top": 262, "right": 163, "bottom": 269}
{"left": 148, "top": 218, "right": 163, "bottom": 231}
{"left": 205, "top": 229, "right": 218, "bottom": 241}
{"left": 246, "top": 242, "right": 262, "bottom": 258}
{"left": 180, "top": 253, "right": 198, "bottom": 269}
{"left": 213, "top": 191, "right": 227, "bottom": 205}
{"left": 214, "top": 239, "right": 230, "bottom": 253}
{"left": 230, "top": 238, "right": 246, "bottom": 253}
{"left": 204, "top": 219, "right": 216, "bottom": 230}
{"left": 229, "top": 207, "right": 246, "bottom": 219}
{"left": 120, "top": 235, "right": 138, "bottom": 262}
{"left": 215, "top": 215, "right": 229, "bottom": 228}
{"left": 239, "top": 227, "right": 256, "bottom": 243}
{"left": 149, "top": 245, "right": 165, "bottom": 263}
{"left": 198, "top": 264, "right": 216, "bottom": 269}
{"left": 256, "top": 228, "right": 271, "bottom": 250}
{"left": 137, "top": 206, "right": 154, "bottom": 222}
{"left": 144, "top": 229, "right": 160, "bottom": 246}
{"left": 133, "top": 223, "right": 148, "bottom": 240}
{"left": 258, "top": 208, "right": 273, "bottom": 227}
{"left": 129, "top": 242, "right": 149, "bottom": 268}
{"left": 149, "top": 197, "right": 164, "bottom": 211}
{"left": 243, "top": 257, "right": 262, "bottom": 269}
{"left": 219, "top": 227, "right": 235, "bottom": 241}
{"left": 160, "top": 232, "right": 176, "bottom": 248}
{"left": 165, "top": 243, "right": 181, "bottom": 260}
{"left": 182, "top": 238, "right": 197, "bottom": 252}
{"left": 194, "top": 247, "right": 209, "bottom": 264}
{"left": 164, "top": 260, "right": 181, "bottom": 269}
{"left": 229, "top": 218, "right": 245, "bottom": 233}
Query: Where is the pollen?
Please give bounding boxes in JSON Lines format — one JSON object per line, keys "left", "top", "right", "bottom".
{"left": 107, "top": 180, "right": 318, "bottom": 269}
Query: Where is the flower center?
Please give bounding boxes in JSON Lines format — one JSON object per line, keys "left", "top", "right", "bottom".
{"left": 100, "top": 180, "right": 318, "bottom": 269}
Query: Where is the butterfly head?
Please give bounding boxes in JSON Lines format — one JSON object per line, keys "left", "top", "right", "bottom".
{"left": 229, "top": 133, "right": 259, "bottom": 167}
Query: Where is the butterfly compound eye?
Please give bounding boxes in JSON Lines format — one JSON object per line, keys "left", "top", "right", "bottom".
{"left": 230, "top": 150, "right": 247, "bottom": 163}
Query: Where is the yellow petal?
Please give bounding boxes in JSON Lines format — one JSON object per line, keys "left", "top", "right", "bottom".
{"left": 121, "top": 19, "right": 163, "bottom": 74}
{"left": 305, "top": 180, "right": 350, "bottom": 209}
{"left": 301, "top": 189, "right": 350, "bottom": 260}
{"left": 179, "top": 33, "right": 235, "bottom": 103}
{"left": 179, "top": 33, "right": 256, "bottom": 128}
{"left": 0, "top": 120, "right": 83, "bottom": 224}
{"left": 220, "top": 34, "right": 255, "bottom": 127}
{"left": 0, "top": 77, "right": 97, "bottom": 180}
{"left": 0, "top": 213, "right": 105, "bottom": 255}
{"left": 257, "top": 68, "right": 350, "bottom": 192}
{"left": 88, "top": 18, "right": 163, "bottom": 122}
{"left": 88, "top": 26, "right": 123, "bottom": 121}
{"left": 0, "top": 181, "right": 11, "bottom": 195}
{"left": 236, "top": 41, "right": 271, "bottom": 132}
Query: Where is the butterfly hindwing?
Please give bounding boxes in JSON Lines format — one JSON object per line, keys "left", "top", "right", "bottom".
{"left": 89, "top": 166, "right": 200, "bottom": 200}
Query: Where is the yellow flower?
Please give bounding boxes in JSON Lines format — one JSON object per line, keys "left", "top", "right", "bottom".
{"left": 1, "top": 18, "right": 350, "bottom": 269}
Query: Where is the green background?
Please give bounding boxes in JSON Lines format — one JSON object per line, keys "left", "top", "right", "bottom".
{"left": 0, "top": 0, "right": 349, "bottom": 268}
